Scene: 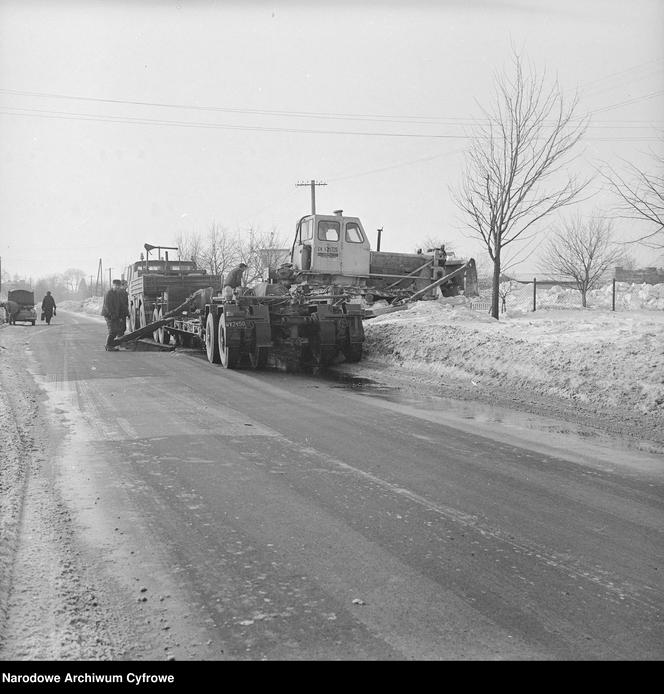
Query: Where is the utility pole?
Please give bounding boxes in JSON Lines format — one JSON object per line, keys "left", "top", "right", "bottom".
{"left": 296, "top": 179, "right": 327, "bottom": 214}
{"left": 95, "top": 259, "right": 103, "bottom": 296}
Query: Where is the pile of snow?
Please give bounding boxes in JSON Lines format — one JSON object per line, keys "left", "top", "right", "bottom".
{"left": 364, "top": 296, "right": 664, "bottom": 423}
{"left": 503, "top": 281, "right": 664, "bottom": 313}
{"left": 58, "top": 297, "right": 104, "bottom": 318}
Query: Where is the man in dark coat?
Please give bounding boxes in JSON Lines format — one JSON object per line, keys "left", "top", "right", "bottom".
{"left": 5, "top": 300, "right": 19, "bottom": 324}
{"left": 41, "top": 291, "right": 56, "bottom": 325}
{"left": 118, "top": 281, "right": 129, "bottom": 336}
{"left": 101, "top": 279, "right": 128, "bottom": 351}
{"left": 222, "top": 263, "right": 247, "bottom": 299}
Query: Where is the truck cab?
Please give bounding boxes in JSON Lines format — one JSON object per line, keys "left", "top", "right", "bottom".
{"left": 293, "top": 211, "right": 370, "bottom": 277}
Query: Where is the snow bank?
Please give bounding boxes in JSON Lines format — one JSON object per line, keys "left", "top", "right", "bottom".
{"left": 58, "top": 297, "right": 104, "bottom": 317}
{"left": 364, "top": 295, "right": 664, "bottom": 421}
{"left": 504, "top": 281, "right": 664, "bottom": 312}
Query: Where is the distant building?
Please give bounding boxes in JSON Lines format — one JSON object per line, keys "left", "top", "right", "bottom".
{"left": 500, "top": 273, "right": 578, "bottom": 289}
{"left": 613, "top": 266, "right": 664, "bottom": 285}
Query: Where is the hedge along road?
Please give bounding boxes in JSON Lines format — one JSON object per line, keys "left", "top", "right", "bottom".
{"left": 0, "top": 310, "right": 662, "bottom": 660}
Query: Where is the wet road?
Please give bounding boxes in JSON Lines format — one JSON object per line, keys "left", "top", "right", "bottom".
{"left": 16, "top": 312, "right": 664, "bottom": 659}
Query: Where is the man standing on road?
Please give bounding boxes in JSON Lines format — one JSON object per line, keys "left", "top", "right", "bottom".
{"left": 101, "top": 279, "right": 128, "bottom": 351}
{"left": 5, "top": 299, "right": 19, "bottom": 324}
{"left": 222, "top": 262, "right": 247, "bottom": 300}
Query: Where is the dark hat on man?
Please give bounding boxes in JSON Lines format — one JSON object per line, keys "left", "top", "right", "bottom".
{"left": 112, "top": 279, "right": 122, "bottom": 286}
{"left": 239, "top": 263, "right": 247, "bottom": 268}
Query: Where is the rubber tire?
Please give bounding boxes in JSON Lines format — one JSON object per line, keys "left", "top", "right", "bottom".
{"left": 205, "top": 311, "right": 220, "bottom": 364}
{"left": 309, "top": 339, "right": 336, "bottom": 367}
{"left": 218, "top": 316, "right": 240, "bottom": 369}
{"left": 249, "top": 346, "right": 268, "bottom": 369}
{"left": 152, "top": 308, "right": 162, "bottom": 343}
{"left": 344, "top": 343, "right": 363, "bottom": 363}
{"left": 158, "top": 309, "right": 168, "bottom": 344}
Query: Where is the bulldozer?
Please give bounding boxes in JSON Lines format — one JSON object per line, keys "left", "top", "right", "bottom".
{"left": 286, "top": 210, "right": 479, "bottom": 304}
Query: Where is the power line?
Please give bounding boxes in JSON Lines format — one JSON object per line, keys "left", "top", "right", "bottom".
{"left": 577, "top": 58, "right": 664, "bottom": 94}
{"left": 0, "top": 105, "right": 660, "bottom": 142}
{"left": 0, "top": 87, "right": 493, "bottom": 126}
{"left": 0, "top": 87, "right": 660, "bottom": 130}
{"left": 586, "top": 89, "right": 664, "bottom": 116}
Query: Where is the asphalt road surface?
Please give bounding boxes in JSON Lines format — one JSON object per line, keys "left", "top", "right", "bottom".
{"left": 3, "top": 311, "right": 663, "bottom": 660}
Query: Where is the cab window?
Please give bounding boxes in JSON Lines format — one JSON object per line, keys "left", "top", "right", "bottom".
{"left": 318, "top": 220, "right": 340, "bottom": 242}
{"left": 345, "top": 222, "right": 364, "bottom": 243}
{"left": 300, "top": 219, "right": 313, "bottom": 241}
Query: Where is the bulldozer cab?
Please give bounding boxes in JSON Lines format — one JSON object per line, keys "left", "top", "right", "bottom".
{"left": 294, "top": 212, "right": 370, "bottom": 276}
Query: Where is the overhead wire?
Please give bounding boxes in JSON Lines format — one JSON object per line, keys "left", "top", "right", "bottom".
{"left": 0, "top": 85, "right": 661, "bottom": 131}
{"left": 0, "top": 104, "right": 660, "bottom": 142}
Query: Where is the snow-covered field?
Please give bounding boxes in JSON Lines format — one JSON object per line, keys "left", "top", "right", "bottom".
{"left": 55, "top": 284, "right": 664, "bottom": 443}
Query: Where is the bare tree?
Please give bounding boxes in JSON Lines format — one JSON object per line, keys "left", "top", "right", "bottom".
{"left": 452, "top": 51, "right": 589, "bottom": 319}
{"left": 238, "top": 226, "right": 288, "bottom": 285}
{"left": 199, "top": 222, "right": 237, "bottom": 277}
{"left": 602, "top": 147, "right": 664, "bottom": 249}
{"left": 174, "top": 230, "right": 205, "bottom": 267}
{"left": 539, "top": 215, "right": 624, "bottom": 307}
{"left": 498, "top": 280, "right": 519, "bottom": 314}
{"left": 177, "top": 222, "right": 288, "bottom": 287}
{"left": 62, "top": 268, "right": 86, "bottom": 294}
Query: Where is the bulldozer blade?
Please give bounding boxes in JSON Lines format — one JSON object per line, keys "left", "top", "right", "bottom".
{"left": 363, "top": 304, "right": 412, "bottom": 319}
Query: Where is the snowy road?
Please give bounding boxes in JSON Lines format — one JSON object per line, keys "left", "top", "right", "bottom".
{"left": 0, "top": 311, "right": 662, "bottom": 660}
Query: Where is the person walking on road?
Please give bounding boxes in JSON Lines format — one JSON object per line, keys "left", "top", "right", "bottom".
{"left": 101, "top": 279, "right": 128, "bottom": 351}
{"left": 41, "top": 291, "right": 56, "bottom": 325}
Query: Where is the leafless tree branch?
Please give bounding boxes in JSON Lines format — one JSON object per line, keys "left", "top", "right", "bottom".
{"left": 600, "top": 147, "right": 664, "bottom": 248}
{"left": 451, "top": 51, "right": 589, "bottom": 318}
{"left": 538, "top": 214, "right": 624, "bottom": 307}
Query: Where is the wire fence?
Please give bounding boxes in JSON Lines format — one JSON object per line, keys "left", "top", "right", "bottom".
{"left": 470, "top": 279, "right": 664, "bottom": 313}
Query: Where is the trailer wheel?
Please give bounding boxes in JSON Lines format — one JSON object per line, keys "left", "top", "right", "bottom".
{"left": 309, "top": 339, "right": 336, "bottom": 368}
{"left": 343, "top": 343, "right": 363, "bottom": 363}
{"left": 205, "top": 312, "right": 220, "bottom": 363}
{"left": 218, "top": 316, "right": 240, "bottom": 369}
{"left": 152, "top": 308, "right": 165, "bottom": 343}
{"left": 249, "top": 346, "right": 268, "bottom": 369}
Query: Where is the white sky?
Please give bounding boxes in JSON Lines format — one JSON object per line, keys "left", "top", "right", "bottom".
{"left": 1, "top": 0, "right": 662, "bottom": 284}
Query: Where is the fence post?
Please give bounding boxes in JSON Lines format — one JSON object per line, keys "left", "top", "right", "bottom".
{"left": 533, "top": 277, "right": 537, "bottom": 312}
{"left": 612, "top": 278, "right": 616, "bottom": 312}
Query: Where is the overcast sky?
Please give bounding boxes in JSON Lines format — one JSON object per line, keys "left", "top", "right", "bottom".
{"left": 1, "top": 0, "right": 662, "bottom": 285}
